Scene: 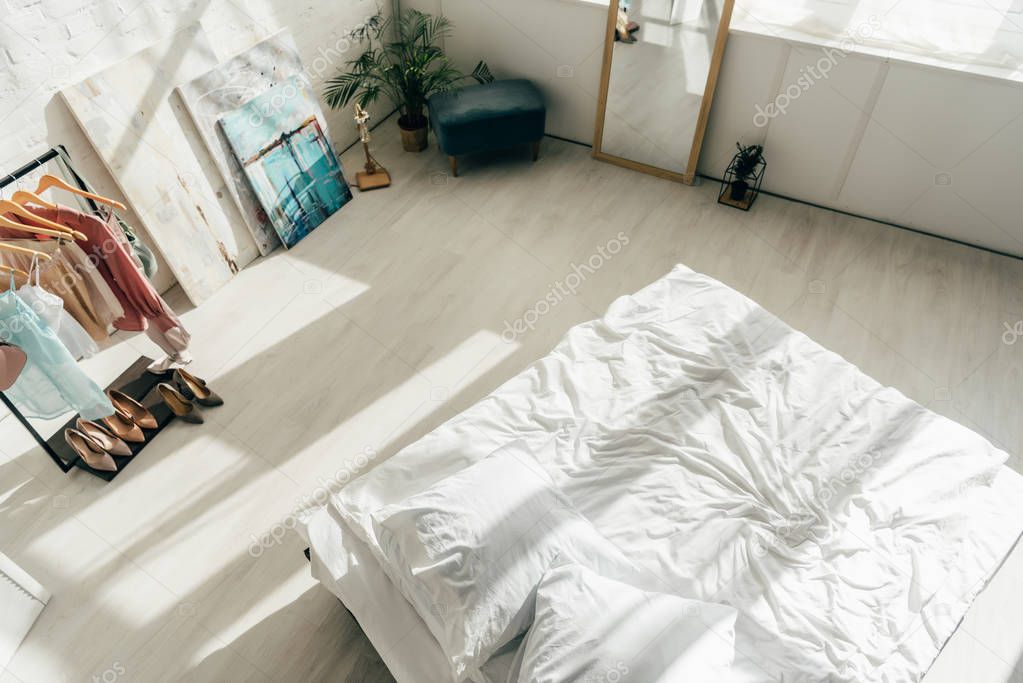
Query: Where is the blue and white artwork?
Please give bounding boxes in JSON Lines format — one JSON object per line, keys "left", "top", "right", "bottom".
{"left": 218, "top": 75, "right": 352, "bottom": 248}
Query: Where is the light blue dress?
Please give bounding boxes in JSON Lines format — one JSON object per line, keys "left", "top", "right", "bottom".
{"left": 17, "top": 256, "right": 99, "bottom": 360}
{"left": 0, "top": 273, "right": 113, "bottom": 420}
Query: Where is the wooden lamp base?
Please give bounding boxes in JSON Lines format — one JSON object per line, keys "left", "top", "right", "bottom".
{"left": 355, "top": 168, "right": 391, "bottom": 191}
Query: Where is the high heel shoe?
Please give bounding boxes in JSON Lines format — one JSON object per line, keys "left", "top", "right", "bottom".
{"left": 173, "top": 369, "right": 224, "bottom": 407}
{"left": 76, "top": 419, "right": 132, "bottom": 456}
{"left": 102, "top": 408, "right": 146, "bottom": 444}
{"left": 158, "top": 383, "right": 204, "bottom": 424}
{"left": 108, "top": 390, "right": 157, "bottom": 429}
{"left": 65, "top": 428, "right": 117, "bottom": 472}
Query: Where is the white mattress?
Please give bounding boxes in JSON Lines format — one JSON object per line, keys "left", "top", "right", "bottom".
{"left": 313, "top": 264, "right": 1023, "bottom": 682}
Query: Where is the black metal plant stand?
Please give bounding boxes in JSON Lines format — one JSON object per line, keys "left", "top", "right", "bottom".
{"left": 718, "top": 147, "right": 766, "bottom": 211}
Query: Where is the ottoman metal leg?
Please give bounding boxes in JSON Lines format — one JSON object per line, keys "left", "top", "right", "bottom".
{"left": 531, "top": 140, "right": 540, "bottom": 162}
{"left": 449, "top": 155, "right": 458, "bottom": 177}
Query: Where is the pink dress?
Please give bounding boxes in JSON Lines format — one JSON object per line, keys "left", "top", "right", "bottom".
{"left": 5, "top": 206, "right": 190, "bottom": 357}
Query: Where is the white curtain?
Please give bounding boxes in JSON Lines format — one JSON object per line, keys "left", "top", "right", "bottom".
{"left": 734, "top": 0, "right": 1023, "bottom": 78}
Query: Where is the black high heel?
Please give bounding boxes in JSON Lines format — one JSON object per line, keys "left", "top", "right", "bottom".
{"left": 159, "top": 383, "right": 204, "bottom": 424}
{"left": 173, "top": 369, "right": 224, "bottom": 407}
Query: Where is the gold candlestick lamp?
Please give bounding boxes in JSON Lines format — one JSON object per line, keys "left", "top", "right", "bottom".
{"left": 353, "top": 103, "right": 391, "bottom": 191}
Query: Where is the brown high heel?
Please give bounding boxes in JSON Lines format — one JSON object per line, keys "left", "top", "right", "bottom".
{"left": 173, "top": 369, "right": 224, "bottom": 407}
{"left": 65, "top": 428, "right": 117, "bottom": 472}
{"left": 108, "top": 390, "right": 157, "bottom": 429}
{"left": 102, "top": 408, "right": 145, "bottom": 444}
{"left": 158, "top": 383, "right": 204, "bottom": 424}
{"left": 76, "top": 419, "right": 132, "bottom": 456}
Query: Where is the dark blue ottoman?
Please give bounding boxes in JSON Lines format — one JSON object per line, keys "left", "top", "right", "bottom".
{"left": 428, "top": 79, "right": 546, "bottom": 177}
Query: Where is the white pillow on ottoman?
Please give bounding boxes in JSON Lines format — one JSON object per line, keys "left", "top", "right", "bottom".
{"left": 515, "top": 561, "right": 739, "bottom": 683}
{"left": 371, "top": 440, "right": 641, "bottom": 682}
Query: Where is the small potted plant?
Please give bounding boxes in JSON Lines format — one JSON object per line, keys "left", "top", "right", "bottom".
{"left": 729, "top": 143, "right": 763, "bottom": 200}
{"left": 324, "top": 9, "right": 491, "bottom": 153}
{"left": 719, "top": 142, "right": 766, "bottom": 210}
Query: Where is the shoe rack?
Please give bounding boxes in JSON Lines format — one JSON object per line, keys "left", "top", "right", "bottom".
{"left": 0, "top": 356, "right": 178, "bottom": 481}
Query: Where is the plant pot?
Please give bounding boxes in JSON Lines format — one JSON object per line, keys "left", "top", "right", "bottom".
{"left": 398, "top": 116, "right": 429, "bottom": 152}
{"left": 729, "top": 179, "right": 749, "bottom": 201}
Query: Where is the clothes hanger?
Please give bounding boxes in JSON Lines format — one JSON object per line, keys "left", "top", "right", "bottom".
{"left": 7, "top": 160, "right": 59, "bottom": 210}
{"left": 34, "top": 174, "right": 127, "bottom": 212}
{"left": 9, "top": 189, "right": 58, "bottom": 210}
{"left": 0, "top": 242, "right": 51, "bottom": 260}
{"left": 0, "top": 263, "right": 29, "bottom": 280}
{"left": 0, "top": 200, "right": 87, "bottom": 241}
{"left": 0, "top": 214, "right": 75, "bottom": 242}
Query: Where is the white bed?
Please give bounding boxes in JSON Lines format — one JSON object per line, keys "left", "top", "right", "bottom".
{"left": 306, "top": 264, "right": 1023, "bottom": 682}
{"left": 305, "top": 505, "right": 523, "bottom": 683}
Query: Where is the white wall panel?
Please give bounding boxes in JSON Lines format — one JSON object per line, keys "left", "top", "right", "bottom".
{"left": 699, "top": 32, "right": 787, "bottom": 177}
{"left": 952, "top": 112, "right": 1023, "bottom": 249}
{"left": 867, "top": 65, "right": 1023, "bottom": 171}
{"left": 839, "top": 63, "right": 1023, "bottom": 256}
{"left": 439, "top": 0, "right": 607, "bottom": 142}
{"left": 901, "top": 185, "right": 1021, "bottom": 256}
{"left": 838, "top": 120, "right": 937, "bottom": 220}
{"left": 758, "top": 48, "right": 884, "bottom": 203}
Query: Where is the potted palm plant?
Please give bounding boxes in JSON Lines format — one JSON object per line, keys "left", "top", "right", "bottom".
{"left": 325, "top": 9, "right": 491, "bottom": 153}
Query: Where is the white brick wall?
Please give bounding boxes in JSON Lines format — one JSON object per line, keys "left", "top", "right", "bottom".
{"left": 0, "top": 0, "right": 389, "bottom": 291}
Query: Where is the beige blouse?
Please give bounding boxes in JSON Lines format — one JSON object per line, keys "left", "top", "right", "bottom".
{"left": 0, "top": 240, "right": 123, "bottom": 342}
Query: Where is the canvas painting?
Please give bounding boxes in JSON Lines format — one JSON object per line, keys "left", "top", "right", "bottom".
{"left": 176, "top": 30, "right": 309, "bottom": 256}
{"left": 61, "top": 25, "right": 251, "bottom": 305}
{"left": 218, "top": 75, "right": 352, "bottom": 249}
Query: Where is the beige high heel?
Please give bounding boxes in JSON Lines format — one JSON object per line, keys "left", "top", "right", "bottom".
{"left": 76, "top": 419, "right": 132, "bottom": 456}
{"left": 108, "top": 390, "right": 157, "bottom": 430}
{"left": 158, "top": 383, "right": 204, "bottom": 424}
{"left": 102, "top": 408, "right": 145, "bottom": 444}
{"left": 65, "top": 428, "right": 117, "bottom": 472}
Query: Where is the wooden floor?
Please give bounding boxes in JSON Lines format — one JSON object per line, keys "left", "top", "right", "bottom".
{"left": 3, "top": 135, "right": 1023, "bottom": 683}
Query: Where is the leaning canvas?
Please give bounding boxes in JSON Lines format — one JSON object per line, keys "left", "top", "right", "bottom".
{"left": 218, "top": 75, "right": 352, "bottom": 248}
{"left": 176, "top": 30, "right": 310, "bottom": 256}
{"left": 61, "top": 25, "right": 247, "bottom": 305}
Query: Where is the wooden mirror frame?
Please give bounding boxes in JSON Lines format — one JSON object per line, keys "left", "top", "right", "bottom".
{"left": 592, "top": 0, "right": 735, "bottom": 185}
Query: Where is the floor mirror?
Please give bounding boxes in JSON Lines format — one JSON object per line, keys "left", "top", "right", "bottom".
{"left": 593, "top": 0, "right": 734, "bottom": 184}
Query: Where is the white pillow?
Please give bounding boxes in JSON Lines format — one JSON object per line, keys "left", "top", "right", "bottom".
{"left": 371, "top": 440, "right": 639, "bottom": 682}
{"left": 515, "top": 562, "right": 739, "bottom": 683}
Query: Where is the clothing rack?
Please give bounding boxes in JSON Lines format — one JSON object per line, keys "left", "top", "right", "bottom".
{"left": 0, "top": 146, "right": 102, "bottom": 213}
{"left": 0, "top": 147, "right": 64, "bottom": 189}
{"left": 0, "top": 147, "right": 171, "bottom": 478}
{"left": 0, "top": 392, "right": 69, "bottom": 471}
{"left": 1, "top": 146, "right": 86, "bottom": 473}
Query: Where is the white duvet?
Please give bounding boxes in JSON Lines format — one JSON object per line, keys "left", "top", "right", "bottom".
{"left": 330, "top": 264, "right": 1023, "bottom": 682}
